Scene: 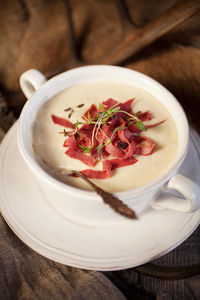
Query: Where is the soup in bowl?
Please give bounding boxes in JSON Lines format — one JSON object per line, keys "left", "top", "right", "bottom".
{"left": 18, "top": 65, "right": 200, "bottom": 226}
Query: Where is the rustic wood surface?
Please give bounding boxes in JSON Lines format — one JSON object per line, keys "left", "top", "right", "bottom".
{"left": 0, "top": 1, "right": 200, "bottom": 299}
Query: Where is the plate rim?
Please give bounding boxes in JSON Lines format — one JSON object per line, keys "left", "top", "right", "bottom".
{"left": 0, "top": 121, "right": 199, "bottom": 271}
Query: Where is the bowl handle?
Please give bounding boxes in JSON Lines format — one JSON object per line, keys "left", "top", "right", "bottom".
{"left": 152, "top": 174, "right": 200, "bottom": 213}
{"left": 20, "top": 69, "right": 47, "bottom": 99}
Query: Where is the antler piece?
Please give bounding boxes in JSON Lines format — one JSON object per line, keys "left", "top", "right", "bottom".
{"left": 95, "top": 0, "right": 200, "bottom": 65}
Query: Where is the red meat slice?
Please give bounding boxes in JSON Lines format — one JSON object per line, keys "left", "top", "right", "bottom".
{"left": 65, "top": 148, "right": 97, "bottom": 167}
{"left": 102, "top": 98, "right": 118, "bottom": 108}
{"left": 110, "top": 156, "right": 138, "bottom": 170}
{"left": 80, "top": 160, "right": 112, "bottom": 179}
{"left": 104, "top": 143, "right": 125, "bottom": 159}
{"left": 137, "top": 110, "right": 152, "bottom": 122}
{"left": 51, "top": 114, "right": 73, "bottom": 128}
{"left": 83, "top": 104, "right": 97, "bottom": 120}
{"left": 134, "top": 136, "right": 155, "bottom": 156}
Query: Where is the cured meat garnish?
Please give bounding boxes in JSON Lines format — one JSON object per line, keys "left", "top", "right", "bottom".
{"left": 80, "top": 160, "right": 112, "bottom": 179}
{"left": 110, "top": 156, "right": 138, "bottom": 170}
{"left": 52, "top": 98, "right": 165, "bottom": 179}
{"left": 102, "top": 98, "right": 118, "bottom": 108}
{"left": 83, "top": 104, "right": 97, "bottom": 120}
{"left": 51, "top": 114, "right": 73, "bottom": 128}
{"left": 134, "top": 136, "right": 155, "bottom": 156}
{"left": 65, "top": 149, "right": 97, "bottom": 167}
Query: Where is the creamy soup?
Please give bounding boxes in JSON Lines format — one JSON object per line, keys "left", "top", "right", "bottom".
{"left": 32, "top": 81, "right": 178, "bottom": 192}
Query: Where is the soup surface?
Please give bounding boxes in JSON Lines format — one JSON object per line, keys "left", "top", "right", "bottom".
{"left": 32, "top": 81, "right": 178, "bottom": 192}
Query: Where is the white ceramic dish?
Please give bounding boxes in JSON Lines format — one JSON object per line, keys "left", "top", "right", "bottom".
{"left": 18, "top": 66, "right": 200, "bottom": 226}
{"left": 0, "top": 122, "right": 199, "bottom": 270}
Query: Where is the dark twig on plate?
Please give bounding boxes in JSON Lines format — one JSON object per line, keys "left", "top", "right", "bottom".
{"left": 72, "top": 170, "right": 138, "bottom": 220}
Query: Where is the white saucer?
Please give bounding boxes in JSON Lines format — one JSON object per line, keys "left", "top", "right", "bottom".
{"left": 0, "top": 122, "right": 200, "bottom": 271}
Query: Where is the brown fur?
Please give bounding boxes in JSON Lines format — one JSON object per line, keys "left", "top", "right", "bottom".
{"left": 0, "top": 0, "right": 200, "bottom": 132}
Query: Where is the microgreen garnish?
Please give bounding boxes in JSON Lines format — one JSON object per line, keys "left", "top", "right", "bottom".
{"left": 79, "top": 145, "right": 91, "bottom": 153}
{"left": 95, "top": 144, "right": 104, "bottom": 160}
{"left": 64, "top": 103, "right": 84, "bottom": 118}
{"left": 59, "top": 129, "right": 68, "bottom": 136}
{"left": 134, "top": 112, "right": 147, "bottom": 131}
{"left": 123, "top": 111, "right": 147, "bottom": 131}
{"left": 71, "top": 120, "right": 83, "bottom": 137}
{"left": 136, "top": 119, "right": 147, "bottom": 131}
{"left": 73, "top": 120, "right": 80, "bottom": 128}
{"left": 99, "top": 103, "right": 104, "bottom": 110}
{"left": 87, "top": 110, "right": 91, "bottom": 120}
{"left": 59, "top": 120, "right": 84, "bottom": 137}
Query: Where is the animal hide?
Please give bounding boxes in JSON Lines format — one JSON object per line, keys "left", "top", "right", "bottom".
{"left": 0, "top": 0, "right": 200, "bottom": 133}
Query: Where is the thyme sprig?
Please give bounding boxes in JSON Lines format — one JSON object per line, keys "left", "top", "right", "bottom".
{"left": 64, "top": 103, "right": 84, "bottom": 118}
{"left": 59, "top": 120, "right": 83, "bottom": 137}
